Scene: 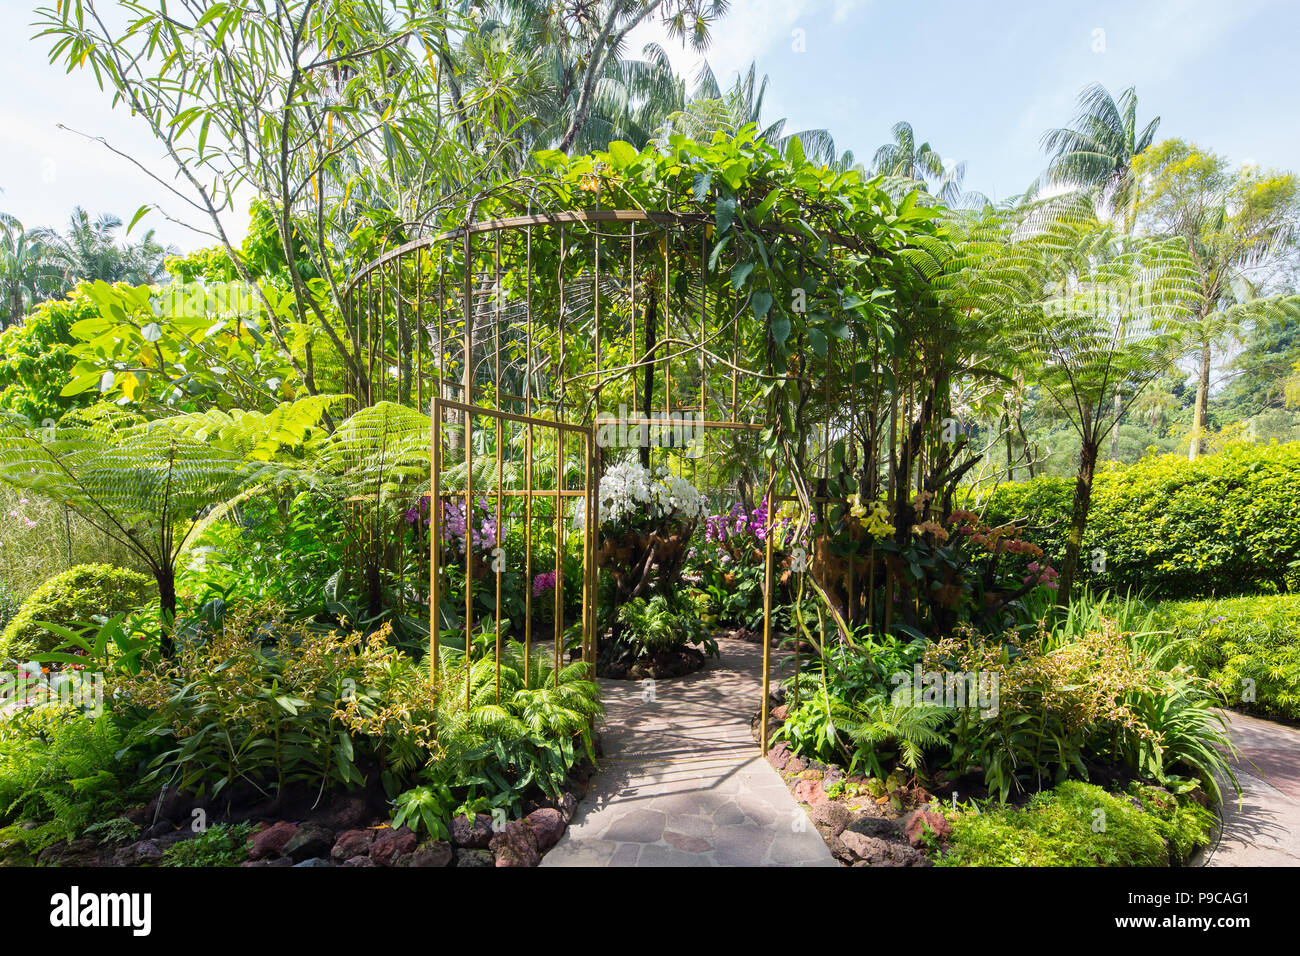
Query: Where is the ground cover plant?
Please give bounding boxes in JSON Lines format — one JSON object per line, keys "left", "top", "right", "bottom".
{"left": 933, "top": 781, "right": 1217, "bottom": 867}
{"left": 1150, "top": 593, "right": 1300, "bottom": 721}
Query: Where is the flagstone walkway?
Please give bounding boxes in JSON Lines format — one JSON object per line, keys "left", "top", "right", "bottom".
{"left": 541, "top": 637, "right": 837, "bottom": 867}
{"left": 1202, "top": 710, "right": 1300, "bottom": 866}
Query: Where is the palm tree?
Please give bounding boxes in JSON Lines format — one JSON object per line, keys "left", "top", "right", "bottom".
{"left": 1040, "top": 84, "right": 1160, "bottom": 229}
{"left": 873, "top": 121, "right": 970, "bottom": 205}
{"left": 653, "top": 61, "right": 843, "bottom": 165}
{"left": 36, "top": 207, "right": 171, "bottom": 290}
{"left": 0, "top": 213, "right": 62, "bottom": 329}
{"left": 467, "top": 0, "right": 729, "bottom": 155}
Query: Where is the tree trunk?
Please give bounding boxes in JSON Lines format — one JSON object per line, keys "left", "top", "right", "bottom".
{"left": 1110, "top": 390, "right": 1122, "bottom": 461}
{"left": 1057, "top": 437, "right": 1099, "bottom": 606}
{"left": 6, "top": 284, "right": 22, "bottom": 329}
{"left": 1188, "top": 339, "right": 1212, "bottom": 460}
{"left": 158, "top": 567, "right": 177, "bottom": 658}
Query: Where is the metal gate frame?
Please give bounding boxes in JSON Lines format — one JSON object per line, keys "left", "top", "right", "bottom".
{"left": 428, "top": 393, "right": 598, "bottom": 703}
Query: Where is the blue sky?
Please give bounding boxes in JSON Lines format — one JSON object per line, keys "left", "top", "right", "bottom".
{"left": 2, "top": 0, "right": 1297, "bottom": 251}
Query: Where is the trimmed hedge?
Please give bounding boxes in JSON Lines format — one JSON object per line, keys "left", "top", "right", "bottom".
{"left": 0, "top": 564, "right": 154, "bottom": 663}
{"left": 982, "top": 443, "right": 1300, "bottom": 599}
{"left": 1153, "top": 593, "right": 1300, "bottom": 722}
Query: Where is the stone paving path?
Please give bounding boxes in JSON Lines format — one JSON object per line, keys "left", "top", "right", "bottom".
{"left": 541, "top": 637, "right": 837, "bottom": 867}
{"left": 1202, "top": 710, "right": 1300, "bottom": 866}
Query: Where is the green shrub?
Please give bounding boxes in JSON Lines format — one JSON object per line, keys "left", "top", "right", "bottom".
{"left": 113, "top": 603, "right": 602, "bottom": 829}
{"left": 612, "top": 593, "right": 717, "bottom": 663}
{"left": 983, "top": 443, "right": 1300, "bottom": 599}
{"left": 0, "top": 707, "right": 151, "bottom": 854}
{"left": 0, "top": 563, "right": 154, "bottom": 663}
{"left": 936, "top": 781, "right": 1212, "bottom": 867}
{"left": 1152, "top": 593, "right": 1300, "bottom": 720}
{"left": 780, "top": 616, "right": 1234, "bottom": 804}
{"left": 161, "top": 822, "right": 256, "bottom": 867}
{"left": 0, "top": 293, "right": 93, "bottom": 424}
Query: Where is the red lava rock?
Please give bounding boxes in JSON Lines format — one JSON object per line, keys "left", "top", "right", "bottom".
{"left": 247, "top": 821, "right": 297, "bottom": 860}
{"left": 489, "top": 819, "right": 540, "bottom": 867}
{"left": 341, "top": 855, "right": 375, "bottom": 867}
{"left": 904, "top": 809, "right": 952, "bottom": 848}
{"left": 330, "top": 828, "right": 377, "bottom": 861}
{"left": 766, "top": 742, "right": 792, "bottom": 772}
{"left": 770, "top": 704, "right": 789, "bottom": 722}
{"left": 450, "top": 812, "right": 494, "bottom": 849}
{"left": 810, "top": 800, "right": 853, "bottom": 836}
{"left": 785, "top": 754, "right": 807, "bottom": 774}
{"left": 793, "top": 778, "right": 827, "bottom": 807}
{"left": 318, "top": 793, "right": 372, "bottom": 831}
{"left": 524, "top": 808, "right": 566, "bottom": 852}
{"left": 370, "top": 825, "right": 418, "bottom": 867}
{"left": 405, "top": 842, "right": 454, "bottom": 867}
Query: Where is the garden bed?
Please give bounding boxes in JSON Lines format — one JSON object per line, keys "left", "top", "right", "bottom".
{"left": 759, "top": 699, "right": 1219, "bottom": 868}
{"left": 9, "top": 758, "right": 597, "bottom": 869}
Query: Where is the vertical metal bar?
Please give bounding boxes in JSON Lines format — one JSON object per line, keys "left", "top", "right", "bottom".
{"left": 584, "top": 438, "right": 592, "bottom": 668}
{"left": 761, "top": 467, "right": 776, "bottom": 754}
{"left": 464, "top": 227, "right": 475, "bottom": 706}
{"left": 366, "top": 272, "right": 374, "bottom": 406}
{"left": 589, "top": 431, "right": 601, "bottom": 666}
{"left": 699, "top": 229, "right": 707, "bottom": 420}
{"left": 524, "top": 226, "right": 533, "bottom": 688}
{"left": 429, "top": 390, "right": 441, "bottom": 681}
{"left": 630, "top": 225, "right": 637, "bottom": 418}
{"left": 558, "top": 226, "right": 566, "bottom": 423}
{"left": 554, "top": 430, "right": 563, "bottom": 689}
{"left": 494, "top": 233, "right": 503, "bottom": 702}
{"left": 664, "top": 229, "right": 671, "bottom": 417}
{"left": 524, "top": 421, "right": 533, "bottom": 688}
{"left": 416, "top": 250, "right": 423, "bottom": 412}
{"left": 495, "top": 415, "right": 503, "bottom": 703}
{"left": 594, "top": 216, "right": 601, "bottom": 395}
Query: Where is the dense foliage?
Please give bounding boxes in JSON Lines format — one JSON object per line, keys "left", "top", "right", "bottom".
{"left": 1152, "top": 593, "right": 1300, "bottom": 721}
{"left": 983, "top": 443, "right": 1300, "bottom": 598}
{"left": 935, "top": 781, "right": 1216, "bottom": 867}
{"left": 777, "top": 602, "right": 1234, "bottom": 804}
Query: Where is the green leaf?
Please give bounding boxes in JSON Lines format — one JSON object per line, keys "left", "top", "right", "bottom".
{"left": 731, "top": 261, "right": 754, "bottom": 289}
{"left": 715, "top": 195, "right": 736, "bottom": 234}
{"left": 126, "top": 204, "right": 151, "bottom": 236}
{"left": 60, "top": 371, "right": 103, "bottom": 397}
{"left": 692, "top": 171, "right": 712, "bottom": 202}
{"left": 785, "top": 135, "right": 805, "bottom": 167}
{"left": 607, "top": 140, "right": 637, "bottom": 168}
{"left": 807, "top": 326, "right": 827, "bottom": 357}
{"left": 771, "top": 314, "right": 791, "bottom": 346}
{"left": 752, "top": 290, "right": 773, "bottom": 320}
